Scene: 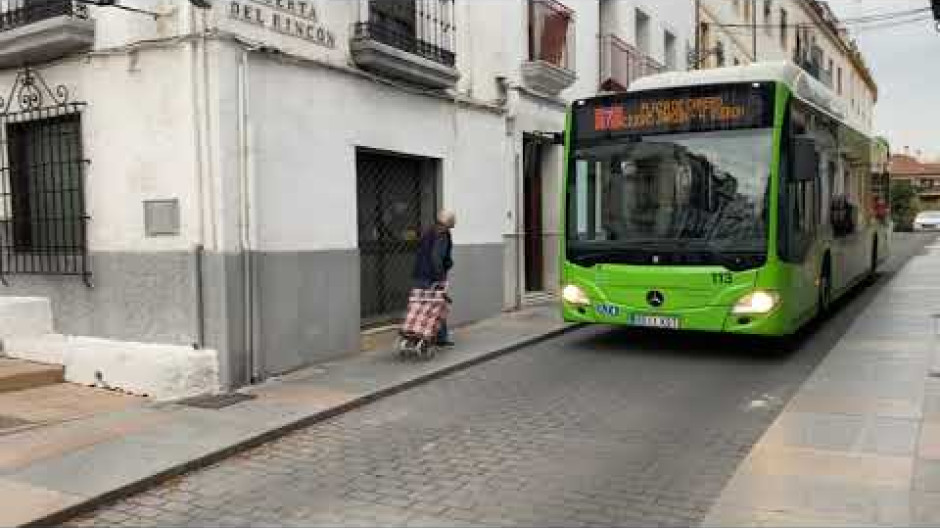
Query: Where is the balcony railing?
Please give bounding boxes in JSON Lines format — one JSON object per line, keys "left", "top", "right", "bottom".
{"left": 355, "top": 0, "right": 455, "bottom": 68}
{"left": 0, "top": 0, "right": 87, "bottom": 33}
{"left": 0, "top": 0, "right": 93, "bottom": 69}
{"left": 599, "top": 34, "right": 664, "bottom": 92}
{"left": 528, "top": 0, "right": 574, "bottom": 71}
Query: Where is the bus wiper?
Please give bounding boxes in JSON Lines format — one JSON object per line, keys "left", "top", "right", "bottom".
{"left": 570, "top": 251, "right": 627, "bottom": 266}
{"left": 570, "top": 243, "right": 677, "bottom": 267}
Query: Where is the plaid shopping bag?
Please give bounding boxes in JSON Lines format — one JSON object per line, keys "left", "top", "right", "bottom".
{"left": 401, "top": 283, "right": 450, "bottom": 341}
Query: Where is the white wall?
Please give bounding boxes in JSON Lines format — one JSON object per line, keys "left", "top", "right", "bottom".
{"left": 90, "top": 0, "right": 183, "bottom": 49}
{"left": 563, "top": 0, "right": 601, "bottom": 99}
{"left": 601, "top": 0, "right": 694, "bottom": 71}
{"left": 454, "top": 0, "right": 517, "bottom": 103}
{"left": 457, "top": 0, "right": 600, "bottom": 103}
{"left": 241, "top": 54, "right": 506, "bottom": 251}
{"left": 0, "top": 48, "right": 201, "bottom": 254}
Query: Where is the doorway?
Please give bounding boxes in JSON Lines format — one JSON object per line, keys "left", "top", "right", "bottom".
{"left": 522, "top": 134, "right": 545, "bottom": 293}
{"left": 356, "top": 149, "right": 437, "bottom": 326}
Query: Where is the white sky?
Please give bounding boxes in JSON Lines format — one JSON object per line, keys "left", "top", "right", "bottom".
{"left": 824, "top": 0, "right": 940, "bottom": 160}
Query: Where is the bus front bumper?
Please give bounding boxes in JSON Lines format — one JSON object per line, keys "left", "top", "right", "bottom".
{"left": 561, "top": 301, "right": 791, "bottom": 336}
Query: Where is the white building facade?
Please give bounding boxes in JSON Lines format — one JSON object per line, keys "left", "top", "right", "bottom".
{"left": 0, "top": 0, "right": 692, "bottom": 392}
{"left": 478, "top": 0, "right": 695, "bottom": 309}
{"left": 697, "top": 0, "right": 877, "bottom": 133}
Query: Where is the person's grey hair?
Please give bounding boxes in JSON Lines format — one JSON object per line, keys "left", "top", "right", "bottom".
{"left": 437, "top": 209, "right": 456, "bottom": 228}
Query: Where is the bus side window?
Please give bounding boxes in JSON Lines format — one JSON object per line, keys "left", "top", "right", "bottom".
{"left": 779, "top": 101, "right": 819, "bottom": 263}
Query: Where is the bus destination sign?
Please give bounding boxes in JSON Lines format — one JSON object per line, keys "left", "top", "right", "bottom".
{"left": 576, "top": 83, "right": 774, "bottom": 140}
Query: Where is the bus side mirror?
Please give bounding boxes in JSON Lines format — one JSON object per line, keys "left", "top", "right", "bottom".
{"left": 792, "top": 137, "right": 818, "bottom": 181}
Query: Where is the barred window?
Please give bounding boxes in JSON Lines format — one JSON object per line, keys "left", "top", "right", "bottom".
{"left": 0, "top": 66, "right": 89, "bottom": 283}
{"left": 7, "top": 114, "right": 83, "bottom": 253}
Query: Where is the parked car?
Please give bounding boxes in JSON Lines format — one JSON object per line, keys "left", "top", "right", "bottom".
{"left": 913, "top": 211, "right": 940, "bottom": 231}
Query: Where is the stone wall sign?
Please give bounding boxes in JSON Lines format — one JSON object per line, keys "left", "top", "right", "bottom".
{"left": 229, "top": 0, "right": 337, "bottom": 49}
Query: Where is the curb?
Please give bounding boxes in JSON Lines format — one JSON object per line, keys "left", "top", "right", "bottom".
{"left": 26, "top": 323, "right": 581, "bottom": 527}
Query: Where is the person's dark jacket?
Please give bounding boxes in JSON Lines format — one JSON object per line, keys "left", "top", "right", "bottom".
{"left": 413, "top": 227, "right": 453, "bottom": 285}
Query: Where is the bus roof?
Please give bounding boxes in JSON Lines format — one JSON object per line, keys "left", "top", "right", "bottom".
{"left": 624, "top": 61, "right": 849, "bottom": 129}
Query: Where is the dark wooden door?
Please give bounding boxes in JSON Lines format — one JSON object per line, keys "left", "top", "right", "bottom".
{"left": 523, "top": 135, "right": 544, "bottom": 292}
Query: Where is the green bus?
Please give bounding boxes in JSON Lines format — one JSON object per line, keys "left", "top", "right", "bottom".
{"left": 561, "top": 62, "right": 890, "bottom": 336}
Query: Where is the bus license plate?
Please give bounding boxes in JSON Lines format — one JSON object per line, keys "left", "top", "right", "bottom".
{"left": 630, "top": 315, "right": 681, "bottom": 329}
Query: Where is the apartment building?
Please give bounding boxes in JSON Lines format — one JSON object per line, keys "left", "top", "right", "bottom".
{"left": 698, "top": 0, "right": 877, "bottom": 133}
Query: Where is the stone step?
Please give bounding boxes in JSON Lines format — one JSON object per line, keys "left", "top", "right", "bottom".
{"left": 522, "top": 291, "right": 558, "bottom": 307}
{"left": 0, "top": 358, "right": 64, "bottom": 395}
{"left": 3, "top": 334, "right": 219, "bottom": 401}
{"left": 1, "top": 334, "right": 67, "bottom": 366}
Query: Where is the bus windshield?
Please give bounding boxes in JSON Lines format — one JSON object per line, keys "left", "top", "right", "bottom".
{"left": 567, "top": 128, "right": 773, "bottom": 268}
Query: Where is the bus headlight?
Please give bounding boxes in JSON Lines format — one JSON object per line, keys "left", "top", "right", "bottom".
{"left": 562, "top": 285, "right": 591, "bottom": 306}
{"left": 732, "top": 290, "right": 779, "bottom": 315}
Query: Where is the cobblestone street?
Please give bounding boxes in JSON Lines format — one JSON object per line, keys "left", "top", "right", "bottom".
{"left": 64, "top": 236, "right": 933, "bottom": 527}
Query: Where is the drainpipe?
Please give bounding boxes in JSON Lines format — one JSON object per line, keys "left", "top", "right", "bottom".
{"left": 238, "top": 45, "right": 261, "bottom": 384}
{"left": 193, "top": 244, "right": 205, "bottom": 349}
{"left": 498, "top": 77, "right": 524, "bottom": 311}
{"left": 752, "top": 0, "right": 758, "bottom": 62}
{"left": 187, "top": 3, "right": 209, "bottom": 351}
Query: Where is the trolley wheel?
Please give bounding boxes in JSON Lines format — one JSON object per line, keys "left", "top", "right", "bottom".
{"left": 410, "top": 340, "right": 424, "bottom": 360}
{"left": 396, "top": 336, "right": 416, "bottom": 360}
{"left": 419, "top": 341, "right": 437, "bottom": 360}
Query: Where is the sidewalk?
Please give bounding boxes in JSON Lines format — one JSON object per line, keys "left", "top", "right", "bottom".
{"left": 0, "top": 304, "right": 572, "bottom": 528}
{"left": 705, "top": 236, "right": 940, "bottom": 527}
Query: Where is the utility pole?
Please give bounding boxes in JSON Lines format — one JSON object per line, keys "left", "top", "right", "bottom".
{"left": 752, "top": 0, "right": 757, "bottom": 62}
{"left": 694, "top": 0, "right": 701, "bottom": 69}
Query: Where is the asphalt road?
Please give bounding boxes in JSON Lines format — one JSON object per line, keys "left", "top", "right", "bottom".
{"left": 66, "top": 233, "right": 936, "bottom": 528}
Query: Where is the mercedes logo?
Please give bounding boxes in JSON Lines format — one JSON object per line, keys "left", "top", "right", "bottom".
{"left": 646, "top": 290, "right": 665, "bottom": 308}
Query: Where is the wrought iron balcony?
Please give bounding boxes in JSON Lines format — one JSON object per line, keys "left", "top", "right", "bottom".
{"left": 350, "top": 0, "right": 458, "bottom": 89}
{"left": 599, "top": 34, "right": 664, "bottom": 93}
{"left": 0, "top": 0, "right": 94, "bottom": 69}
{"left": 522, "top": 0, "right": 576, "bottom": 95}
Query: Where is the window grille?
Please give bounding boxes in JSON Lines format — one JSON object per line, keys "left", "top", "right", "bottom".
{"left": 355, "top": 0, "right": 456, "bottom": 67}
{"left": 0, "top": 67, "right": 89, "bottom": 285}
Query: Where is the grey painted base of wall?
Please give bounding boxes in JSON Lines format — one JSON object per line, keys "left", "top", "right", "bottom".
{"left": 448, "top": 244, "right": 505, "bottom": 326}
{"left": 253, "top": 250, "right": 361, "bottom": 378}
{"left": 0, "top": 244, "right": 505, "bottom": 390}
{"left": 253, "top": 243, "right": 504, "bottom": 378}
{"left": 0, "top": 252, "right": 200, "bottom": 346}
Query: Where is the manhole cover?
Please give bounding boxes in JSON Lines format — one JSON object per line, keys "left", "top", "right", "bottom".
{"left": 177, "top": 393, "right": 256, "bottom": 409}
{"left": 0, "top": 414, "right": 32, "bottom": 430}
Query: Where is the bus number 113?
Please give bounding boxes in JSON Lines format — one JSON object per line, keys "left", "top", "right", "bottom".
{"left": 712, "top": 272, "right": 733, "bottom": 285}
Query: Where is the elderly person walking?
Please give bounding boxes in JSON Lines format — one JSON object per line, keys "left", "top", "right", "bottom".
{"left": 412, "top": 210, "right": 456, "bottom": 346}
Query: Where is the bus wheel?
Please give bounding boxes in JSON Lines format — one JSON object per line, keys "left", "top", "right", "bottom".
{"left": 817, "top": 265, "right": 832, "bottom": 319}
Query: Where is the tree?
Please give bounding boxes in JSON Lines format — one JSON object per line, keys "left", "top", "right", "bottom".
{"left": 890, "top": 180, "right": 919, "bottom": 231}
